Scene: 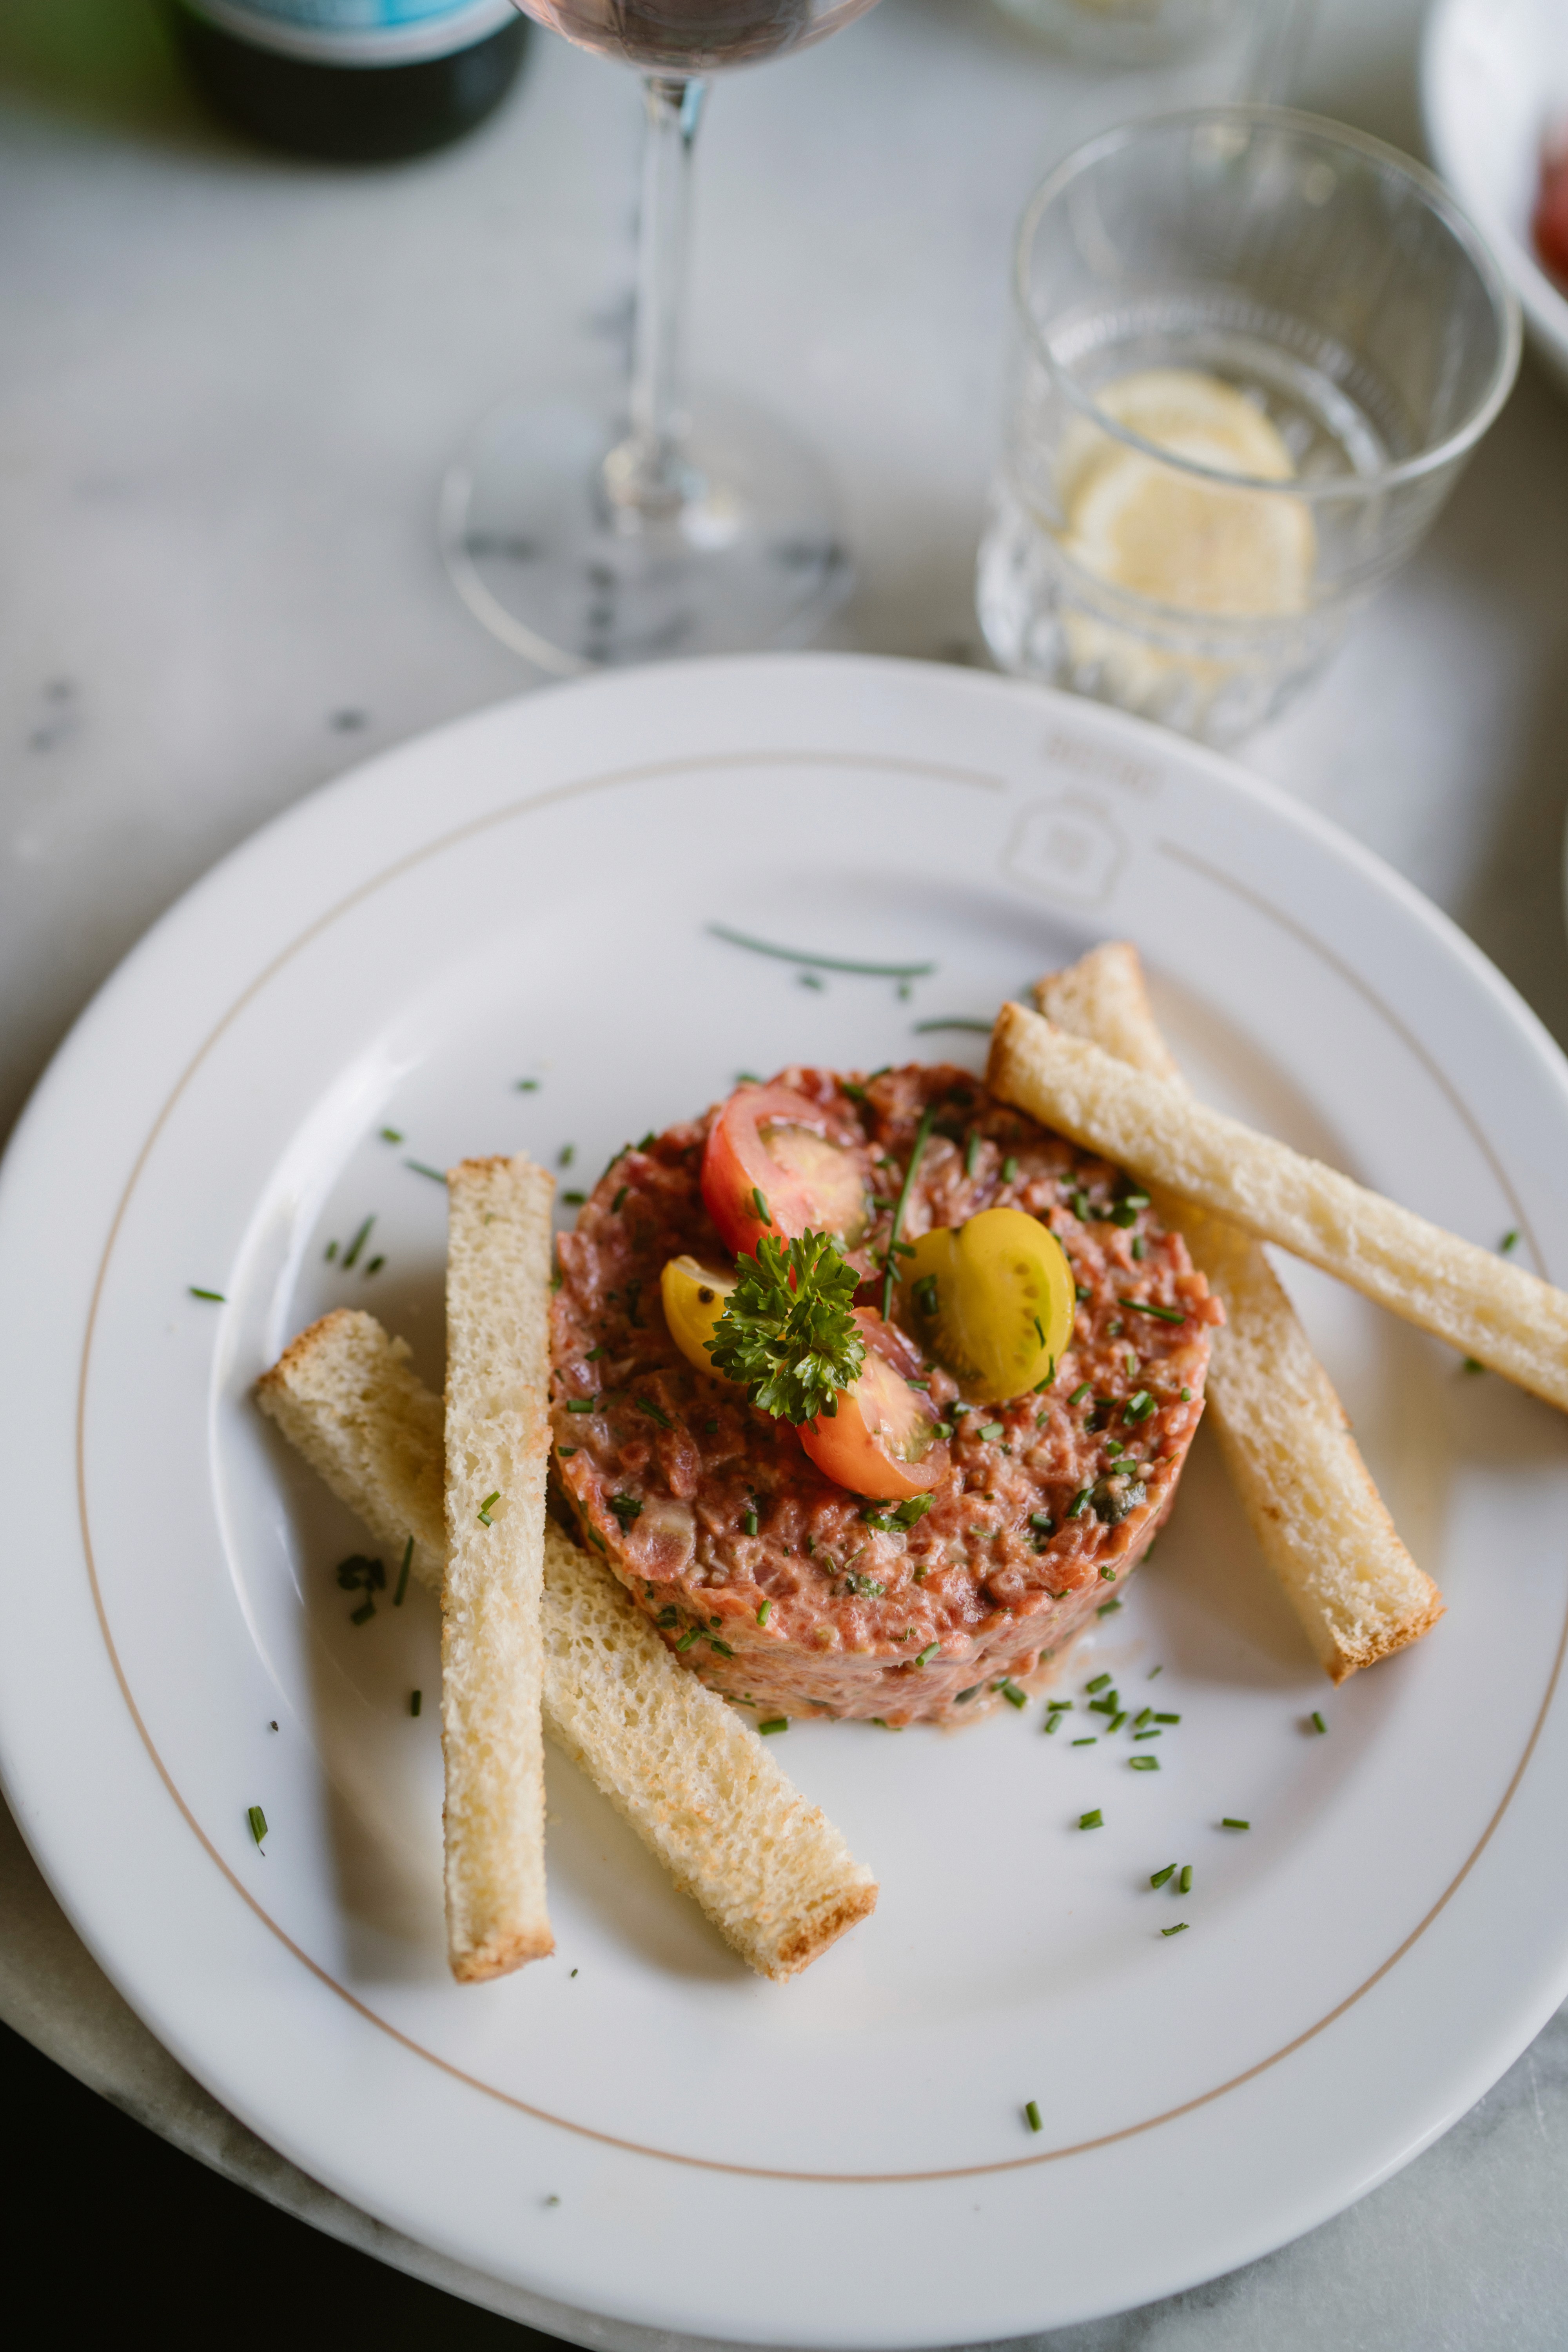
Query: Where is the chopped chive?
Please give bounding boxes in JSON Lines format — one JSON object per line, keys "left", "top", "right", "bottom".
{"left": 1066, "top": 1486, "right": 1092, "bottom": 1519}
{"left": 410, "top": 1689, "right": 422, "bottom": 1717}
{"left": 1461, "top": 1356, "right": 1486, "bottom": 1374}
{"left": 1098, "top": 1565, "right": 1117, "bottom": 1582}
{"left": 247, "top": 1805, "right": 268, "bottom": 1848}
{"left": 1153, "top": 1711, "right": 1180, "bottom": 1724}
{"left": 758, "top": 1717, "right": 788, "bottom": 1733}
{"left": 707, "top": 923, "right": 936, "bottom": 979}
{"left": 379, "top": 1126, "right": 404, "bottom": 1143}
{"left": 1002, "top": 1155, "right": 1020, "bottom": 1183}
{"left": 1133, "top": 1729, "right": 1160, "bottom": 1741}
{"left": 393, "top": 1535, "right": 412, "bottom": 1608}
{"left": 341, "top": 1215, "right": 375, "bottom": 1269}
{"left": 1161, "top": 1922, "right": 1189, "bottom": 1937}
{"left": 1148, "top": 1666, "right": 1163, "bottom": 1679}
{"left": 1180, "top": 1386, "right": 1191, "bottom": 1401}
{"left": 1130, "top": 1755, "right": 1159, "bottom": 1771}
{"left": 516, "top": 1078, "right": 540, "bottom": 1091}
{"left": 965, "top": 1131, "right": 982, "bottom": 1179}
{"left": 562, "top": 1190, "right": 586, "bottom": 1207}
{"left": 1134, "top": 1707, "right": 1152, "bottom": 1729}
{"left": 324, "top": 1240, "right": 338, "bottom": 1261}
{"left": 1024, "top": 2100, "right": 1042, "bottom": 2133}
{"left": 558, "top": 1143, "right": 575, "bottom": 1167}
{"left": 477, "top": 1490, "right": 500, "bottom": 1526}
{"left": 1178, "top": 1864, "right": 1192, "bottom": 1894}
{"left": 405, "top": 1159, "right": 446, "bottom": 1184}
{"left": 1071, "top": 1737, "right": 1096, "bottom": 1746}
{"left": 1047, "top": 1698, "right": 1071, "bottom": 1711}
{"left": 756, "top": 1599, "right": 771, "bottom": 1627}
{"left": 1079, "top": 1809, "right": 1103, "bottom": 1829}
{"left": 188, "top": 1286, "right": 225, "bottom": 1302}
{"left": 611, "top": 1185, "right": 628, "bottom": 1214}
{"left": 977, "top": 1421, "right": 1004, "bottom": 1443}
{"left": 1131, "top": 1236, "right": 1146, "bottom": 1260}
{"left": 913, "top": 1642, "right": 940, "bottom": 1667}
{"left": 1500, "top": 1229, "right": 1519, "bottom": 1254}
{"left": 1096, "top": 1601, "right": 1122, "bottom": 1617}
{"left": 566, "top": 1397, "right": 595, "bottom": 1414}
{"left": 998, "top": 1679, "right": 1027, "bottom": 1710}
{"left": 751, "top": 1185, "right": 772, "bottom": 1227}
{"left": 742, "top": 1511, "right": 759, "bottom": 1536}
{"left": 1086, "top": 1673, "right": 1111, "bottom": 1693}
{"left": 635, "top": 1397, "right": 674, "bottom": 1428}
{"left": 675, "top": 1627, "right": 700, "bottom": 1652}
{"left": 882, "top": 1105, "right": 936, "bottom": 1318}
{"left": 1150, "top": 1863, "right": 1176, "bottom": 1888}
{"left": 1311, "top": 1710, "right": 1327, "bottom": 1734}
{"left": 1221, "top": 1817, "right": 1250, "bottom": 1830}
{"left": 1121, "top": 1298, "right": 1185, "bottom": 1324}
{"left": 364, "top": 1254, "right": 385, "bottom": 1276}
{"left": 955, "top": 1684, "right": 982, "bottom": 1704}
{"left": 1068, "top": 1382, "right": 1091, "bottom": 1406}
{"left": 1044, "top": 1712, "right": 1062, "bottom": 1733}
{"left": 1109, "top": 1710, "right": 1128, "bottom": 1733}
{"left": 1124, "top": 1391, "right": 1156, "bottom": 1423}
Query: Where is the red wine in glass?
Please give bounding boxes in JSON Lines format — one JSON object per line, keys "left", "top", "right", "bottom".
{"left": 527, "top": 1, "right": 813, "bottom": 71}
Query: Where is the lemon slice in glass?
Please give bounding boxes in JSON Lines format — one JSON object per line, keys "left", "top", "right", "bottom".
{"left": 1059, "top": 368, "right": 1315, "bottom": 620}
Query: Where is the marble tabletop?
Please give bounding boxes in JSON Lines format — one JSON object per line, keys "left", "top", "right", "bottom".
{"left": 3, "top": 0, "right": 1568, "bottom": 2341}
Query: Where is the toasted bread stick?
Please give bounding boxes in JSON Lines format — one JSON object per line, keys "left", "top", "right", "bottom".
{"left": 442, "top": 1155, "right": 556, "bottom": 1980}
{"left": 1038, "top": 945, "right": 1442, "bottom": 1680}
{"left": 256, "top": 1309, "right": 878, "bottom": 1980}
{"left": 988, "top": 998, "right": 1568, "bottom": 1414}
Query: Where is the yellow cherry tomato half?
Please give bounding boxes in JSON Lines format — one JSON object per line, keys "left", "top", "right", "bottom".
{"left": 799, "top": 1310, "right": 949, "bottom": 1502}
{"left": 660, "top": 1254, "right": 737, "bottom": 1376}
{"left": 902, "top": 1206, "right": 1076, "bottom": 1403}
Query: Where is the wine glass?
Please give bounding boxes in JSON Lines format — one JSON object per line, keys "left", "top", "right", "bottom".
{"left": 442, "top": 2, "right": 882, "bottom": 674}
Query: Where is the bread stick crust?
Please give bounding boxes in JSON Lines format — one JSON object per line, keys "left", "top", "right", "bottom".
{"left": 443, "top": 1154, "right": 557, "bottom": 1980}
{"left": 256, "top": 1309, "right": 878, "bottom": 1981}
{"left": 990, "top": 998, "right": 1568, "bottom": 1413}
{"left": 1035, "top": 948, "right": 1443, "bottom": 1681}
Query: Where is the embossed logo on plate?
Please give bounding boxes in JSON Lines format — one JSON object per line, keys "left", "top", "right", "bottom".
{"left": 1005, "top": 795, "right": 1127, "bottom": 908}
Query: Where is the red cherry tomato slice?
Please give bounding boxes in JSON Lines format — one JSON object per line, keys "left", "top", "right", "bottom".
{"left": 701, "top": 1082, "right": 867, "bottom": 1259}
{"left": 799, "top": 1310, "right": 950, "bottom": 1502}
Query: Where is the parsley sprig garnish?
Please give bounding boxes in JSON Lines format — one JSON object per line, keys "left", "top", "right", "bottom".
{"left": 707, "top": 1230, "right": 864, "bottom": 1425}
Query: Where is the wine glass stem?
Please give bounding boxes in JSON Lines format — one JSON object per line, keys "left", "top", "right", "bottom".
{"left": 604, "top": 73, "right": 706, "bottom": 522}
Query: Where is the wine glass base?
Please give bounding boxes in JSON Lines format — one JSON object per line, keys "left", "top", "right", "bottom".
{"left": 441, "top": 391, "right": 852, "bottom": 673}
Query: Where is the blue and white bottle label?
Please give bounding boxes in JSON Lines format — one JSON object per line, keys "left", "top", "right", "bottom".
{"left": 183, "top": 0, "right": 520, "bottom": 66}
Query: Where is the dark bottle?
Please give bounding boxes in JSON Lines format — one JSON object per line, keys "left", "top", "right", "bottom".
{"left": 170, "top": 2, "right": 528, "bottom": 164}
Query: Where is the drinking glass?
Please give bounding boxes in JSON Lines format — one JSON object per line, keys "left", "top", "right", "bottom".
{"left": 443, "top": 2, "right": 881, "bottom": 674}
{"left": 976, "top": 108, "right": 1521, "bottom": 745}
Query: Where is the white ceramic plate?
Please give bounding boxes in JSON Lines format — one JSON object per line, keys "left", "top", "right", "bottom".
{"left": 1423, "top": 0, "right": 1568, "bottom": 399}
{"left": 2, "top": 655, "right": 1568, "bottom": 2345}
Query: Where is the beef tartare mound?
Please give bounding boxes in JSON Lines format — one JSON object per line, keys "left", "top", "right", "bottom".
{"left": 550, "top": 1065, "right": 1220, "bottom": 1726}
